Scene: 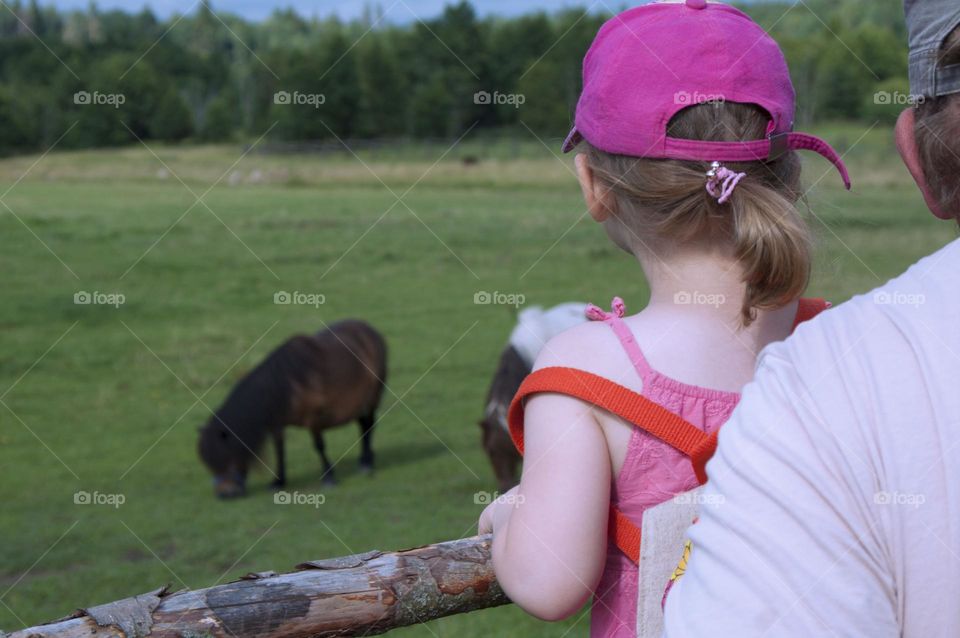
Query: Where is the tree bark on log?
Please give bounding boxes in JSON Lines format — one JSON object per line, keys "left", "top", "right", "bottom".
{"left": 4, "top": 535, "right": 509, "bottom": 638}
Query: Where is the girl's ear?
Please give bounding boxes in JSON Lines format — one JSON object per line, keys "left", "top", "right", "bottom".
{"left": 575, "top": 153, "right": 614, "bottom": 221}
{"left": 895, "top": 107, "right": 953, "bottom": 220}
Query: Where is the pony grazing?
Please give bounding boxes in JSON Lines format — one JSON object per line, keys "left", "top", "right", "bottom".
{"left": 198, "top": 319, "right": 387, "bottom": 498}
{"left": 479, "top": 303, "right": 587, "bottom": 491}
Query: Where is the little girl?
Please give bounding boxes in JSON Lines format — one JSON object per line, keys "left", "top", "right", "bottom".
{"left": 478, "top": 1, "right": 851, "bottom": 636}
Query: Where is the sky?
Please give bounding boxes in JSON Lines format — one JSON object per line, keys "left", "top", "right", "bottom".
{"left": 37, "top": 0, "right": 609, "bottom": 22}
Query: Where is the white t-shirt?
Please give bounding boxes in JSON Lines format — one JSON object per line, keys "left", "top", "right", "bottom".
{"left": 663, "top": 237, "right": 960, "bottom": 637}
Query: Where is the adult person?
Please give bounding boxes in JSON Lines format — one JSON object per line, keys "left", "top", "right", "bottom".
{"left": 662, "top": 1, "right": 960, "bottom": 635}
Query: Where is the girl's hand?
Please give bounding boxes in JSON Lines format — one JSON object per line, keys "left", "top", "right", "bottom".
{"left": 478, "top": 486, "right": 523, "bottom": 535}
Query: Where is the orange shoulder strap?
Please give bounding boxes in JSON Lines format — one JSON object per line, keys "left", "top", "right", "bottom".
{"left": 507, "top": 366, "right": 715, "bottom": 564}
{"left": 793, "top": 297, "right": 830, "bottom": 329}
{"left": 508, "top": 366, "right": 716, "bottom": 482}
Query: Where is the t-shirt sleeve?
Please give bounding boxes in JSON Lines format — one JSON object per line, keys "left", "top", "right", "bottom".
{"left": 662, "top": 345, "right": 899, "bottom": 637}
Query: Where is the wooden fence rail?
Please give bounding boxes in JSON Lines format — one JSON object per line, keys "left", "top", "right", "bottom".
{"left": 3, "top": 535, "right": 509, "bottom": 638}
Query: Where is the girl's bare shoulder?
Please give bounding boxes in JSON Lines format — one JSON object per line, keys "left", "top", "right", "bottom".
{"left": 531, "top": 319, "right": 636, "bottom": 384}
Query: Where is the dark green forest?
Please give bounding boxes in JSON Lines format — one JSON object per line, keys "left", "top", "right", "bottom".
{"left": 0, "top": 0, "right": 910, "bottom": 154}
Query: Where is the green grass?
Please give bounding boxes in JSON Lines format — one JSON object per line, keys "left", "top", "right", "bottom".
{"left": 0, "top": 123, "right": 954, "bottom": 637}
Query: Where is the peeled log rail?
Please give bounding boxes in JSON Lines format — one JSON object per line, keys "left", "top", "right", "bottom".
{"left": 4, "top": 535, "right": 509, "bottom": 638}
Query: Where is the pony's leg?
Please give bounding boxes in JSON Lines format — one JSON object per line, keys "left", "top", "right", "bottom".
{"left": 270, "top": 427, "right": 286, "bottom": 489}
{"left": 358, "top": 413, "right": 376, "bottom": 474}
{"left": 311, "top": 429, "right": 336, "bottom": 486}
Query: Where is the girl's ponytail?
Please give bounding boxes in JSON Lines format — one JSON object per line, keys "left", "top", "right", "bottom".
{"left": 727, "top": 180, "right": 811, "bottom": 324}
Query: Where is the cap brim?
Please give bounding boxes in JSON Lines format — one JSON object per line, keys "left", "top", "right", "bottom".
{"left": 561, "top": 127, "right": 583, "bottom": 153}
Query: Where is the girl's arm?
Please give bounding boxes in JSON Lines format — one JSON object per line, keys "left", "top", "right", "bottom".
{"left": 479, "top": 389, "right": 611, "bottom": 621}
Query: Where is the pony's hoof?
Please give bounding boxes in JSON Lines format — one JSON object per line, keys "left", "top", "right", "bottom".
{"left": 270, "top": 479, "right": 286, "bottom": 490}
{"left": 321, "top": 474, "right": 337, "bottom": 487}
{"left": 359, "top": 463, "right": 374, "bottom": 476}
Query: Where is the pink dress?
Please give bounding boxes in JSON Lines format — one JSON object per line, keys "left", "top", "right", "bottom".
{"left": 586, "top": 300, "right": 741, "bottom": 638}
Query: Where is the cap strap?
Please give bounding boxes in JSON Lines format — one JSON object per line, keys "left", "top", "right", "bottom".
{"left": 937, "top": 63, "right": 960, "bottom": 98}
{"left": 784, "top": 132, "right": 851, "bottom": 190}
{"left": 661, "top": 133, "right": 851, "bottom": 190}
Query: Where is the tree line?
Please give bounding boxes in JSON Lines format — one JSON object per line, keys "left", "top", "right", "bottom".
{"left": 0, "top": 0, "right": 910, "bottom": 155}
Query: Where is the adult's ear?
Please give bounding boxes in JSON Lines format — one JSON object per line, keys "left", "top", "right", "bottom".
{"left": 575, "top": 153, "right": 614, "bottom": 221}
{"left": 895, "top": 107, "right": 953, "bottom": 220}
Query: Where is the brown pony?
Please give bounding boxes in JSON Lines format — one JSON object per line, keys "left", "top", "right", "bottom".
{"left": 198, "top": 319, "right": 387, "bottom": 498}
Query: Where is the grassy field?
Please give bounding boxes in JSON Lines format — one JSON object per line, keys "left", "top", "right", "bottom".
{"left": 0, "top": 123, "right": 954, "bottom": 637}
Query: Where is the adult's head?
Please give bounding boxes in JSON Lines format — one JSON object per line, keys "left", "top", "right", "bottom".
{"left": 895, "top": 0, "right": 960, "bottom": 221}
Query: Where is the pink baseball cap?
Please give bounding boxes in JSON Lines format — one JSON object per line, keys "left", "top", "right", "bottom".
{"left": 563, "top": 0, "right": 851, "bottom": 190}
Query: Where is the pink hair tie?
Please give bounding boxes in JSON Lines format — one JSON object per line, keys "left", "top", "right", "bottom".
{"left": 705, "top": 161, "right": 746, "bottom": 204}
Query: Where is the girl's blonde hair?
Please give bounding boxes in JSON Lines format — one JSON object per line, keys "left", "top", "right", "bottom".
{"left": 584, "top": 101, "right": 811, "bottom": 325}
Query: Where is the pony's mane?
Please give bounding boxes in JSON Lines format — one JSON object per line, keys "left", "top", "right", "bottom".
{"left": 210, "top": 335, "right": 321, "bottom": 461}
